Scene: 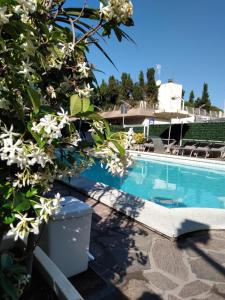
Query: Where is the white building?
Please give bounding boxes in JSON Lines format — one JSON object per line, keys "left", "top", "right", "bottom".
{"left": 158, "top": 80, "right": 183, "bottom": 112}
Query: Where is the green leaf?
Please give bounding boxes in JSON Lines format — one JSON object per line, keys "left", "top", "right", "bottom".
{"left": 3, "top": 215, "right": 15, "bottom": 225}
{"left": 1, "top": 254, "right": 13, "bottom": 270}
{"left": 70, "top": 94, "right": 82, "bottom": 115}
{"left": 82, "top": 97, "right": 90, "bottom": 112}
{"left": 81, "top": 111, "right": 103, "bottom": 121}
{"left": 26, "top": 188, "right": 37, "bottom": 198}
{"left": 111, "top": 140, "right": 126, "bottom": 156}
{"left": 13, "top": 192, "right": 30, "bottom": 212}
{"left": 14, "top": 199, "right": 30, "bottom": 212}
{"left": 27, "top": 86, "right": 41, "bottom": 114}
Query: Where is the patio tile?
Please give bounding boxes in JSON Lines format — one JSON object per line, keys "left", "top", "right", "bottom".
{"left": 152, "top": 239, "right": 189, "bottom": 280}
{"left": 190, "top": 258, "right": 225, "bottom": 283}
{"left": 143, "top": 271, "right": 178, "bottom": 291}
{"left": 121, "top": 279, "right": 160, "bottom": 300}
{"left": 178, "top": 280, "right": 210, "bottom": 298}
{"left": 168, "top": 295, "right": 181, "bottom": 300}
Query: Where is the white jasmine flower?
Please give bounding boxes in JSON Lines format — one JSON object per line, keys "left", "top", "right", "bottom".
{"left": 60, "top": 42, "right": 75, "bottom": 57}
{"left": 18, "top": 61, "right": 35, "bottom": 77}
{"left": 76, "top": 84, "right": 93, "bottom": 98}
{"left": 57, "top": 107, "right": 69, "bottom": 129}
{"left": 124, "top": 127, "right": 135, "bottom": 149}
{"left": 34, "top": 195, "right": 61, "bottom": 222}
{"left": 92, "top": 120, "right": 105, "bottom": 134}
{"left": 0, "top": 125, "right": 20, "bottom": 141}
{"left": 100, "top": 0, "right": 133, "bottom": 23}
{"left": 70, "top": 132, "right": 81, "bottom": 146}
{"left": 16, "top": 0, "right": 37, "bottom": 14}
{"left": 77, "top": 62, "right": 90, "bottom": 78}
{"left": 0, "top": 6, "right": 12, "bottom": 26}
{"left": 32, "top": 111, "right": 69, "bottom": 144}
{"left": 10, "top": 213, "right": 35, "bottom": 241}
{"left": 104, "top": 153, "right": 133, "bottom": 177}
{"left": 46, "top": 85, "right": 56, "bottom": 99}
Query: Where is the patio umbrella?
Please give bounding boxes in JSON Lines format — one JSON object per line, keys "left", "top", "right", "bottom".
{"left": 153, "top": 110, "right": 190, "bottom": 145}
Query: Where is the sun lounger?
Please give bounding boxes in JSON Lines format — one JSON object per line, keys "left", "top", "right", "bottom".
{"left": 207, "top": 143, "right": 225, "bottom": 158}
{"left": 143, "top": 142, "right": 154, "bottom": 152}
{"left": 192, "top": 142, "right": 211, "bottom": 158}
{"left": 178, "top": 141, "right": 198, "bottom": 156}
{"left": 148, "top": 136, "right": 176, "bottom": 154}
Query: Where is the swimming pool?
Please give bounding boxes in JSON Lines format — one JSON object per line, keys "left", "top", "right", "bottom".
{"left": 81, "top": 158, "right": 225, "bottom": 209}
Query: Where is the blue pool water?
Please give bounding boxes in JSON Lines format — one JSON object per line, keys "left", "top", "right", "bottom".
{"left": 81, "top": 158, "right": 225, "bottom": 209}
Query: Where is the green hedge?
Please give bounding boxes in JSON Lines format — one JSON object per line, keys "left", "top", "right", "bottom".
{"left": 148, "top": 122, "right": 225, "bottom": 142}
{"left": 110, "top": 123, "right": 225, "bottom": 142}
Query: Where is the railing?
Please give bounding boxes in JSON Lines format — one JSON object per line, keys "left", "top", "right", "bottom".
{"left": 184, "top": 106, "right": 222, "bottom": 119}
{"left": 103, "top": 103, "right": 223, "bottom": 119}
{"left": 105, "top": 103, "right": 158, "bottom": 111}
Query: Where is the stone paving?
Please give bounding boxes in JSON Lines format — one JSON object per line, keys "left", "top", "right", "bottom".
{"left": 54, "top": 183, "right": 225, "bottom": 300}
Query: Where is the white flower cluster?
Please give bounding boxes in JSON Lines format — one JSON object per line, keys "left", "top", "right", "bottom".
{"left": 77, "top": 62, "right": 90, "bottom": 79}
{"left": 92, "top": 120, "right": 105, "bottom": 134}
{"left": 100, "top": 0, "right": 133, "bottom": 23}
{"left": 34, "top": 193, "right": 62, "bottom": 223}
{"left": 31, "top": 109, "right": 69, "bottom": 144}
{"left": 105, "top": 153, "right": 132, "bottom": 177}
{"left": 0, "top": 6, "right": 12, "bottom": 26}
{"left": 70, "top": 132, "right": 81, "bottom": 146}
{"left": 61, "top": 42, "right": 75, "bottom": 57}
{"left": 46, "top": 85, "right": 57, "bottom": 99}
{"left": 76, "top": 83, "right": 93, "bottom": 98}
{"left": 10, "top": 193, "right": 62, "bottom": 241}
{"left": 18, "top": 61, "right": 35, "bottom": 78}
{"left": 10, "top": 213, "right": 40, "bottom": 241}
{"left": 124, "top": 128, "right": 135, "bottom": 149}
{"left": 13, "top": 169, "right": 53, "bottom": 188}
{"left": 14, "top": 0, "right": 37, "bottom": 23}
{"left": 0, "top": 127, "right": 53, "bottom": 169}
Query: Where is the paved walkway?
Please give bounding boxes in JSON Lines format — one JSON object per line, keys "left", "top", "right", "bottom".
{"left": 54, "top": 183, "right": 225, "bottom": 300}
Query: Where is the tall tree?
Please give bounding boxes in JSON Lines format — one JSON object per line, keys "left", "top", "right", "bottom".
{"left": 139, "top": 70, "right": 145, "bottom": 89}
{"left": 132, "top": 83, "right": 144, "bottom": 102}
{"left": 188, "top": 90, "right": 195, "bottom": 105}
{"left": 99, "top": 80, "right": 108, "bottom": 108}
{"left": 119, "top": 72, "right": 133, "bottom": 100}
{"left": 201, "top": 82, "right": 211, "bottom": 111}
{"left": 195, "top": 83, "right": 211, "bottom": 111}
{"left": 146, "top": 68, "right": 158, "bottom": 104}
{"left": 107, "top": 76, "right": 120, "bottom": 106}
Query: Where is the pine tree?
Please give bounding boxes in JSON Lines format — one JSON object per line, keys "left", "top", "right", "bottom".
{"left": 119, "top": 72, "right": 133, "bottom": 100}
{"left": 146, "top": 68, "right": 158, "bottom": 104}
{"left": 188, "top": 90, "right": 195, "bottom": 105}
{"left": 139, "top": 70, "right": 145, "bottom": 89}
{"left": 195, "top": 83, "right": 211, "bottom": 111}
{"left": 132, "top": 83, "right": 143, "bottom": 102}
{"left": 99, "top": 80, "right": 108, "bottom": 108}
{"left": 107, "top": 76, "right": 120, "bottom": 106}
{"left": 201, "top": 82, "right": 211, "bottom": 111}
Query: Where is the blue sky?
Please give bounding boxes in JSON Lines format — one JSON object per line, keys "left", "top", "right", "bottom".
{"left": 66, "top": 0, "right": 225, "bottom": 108}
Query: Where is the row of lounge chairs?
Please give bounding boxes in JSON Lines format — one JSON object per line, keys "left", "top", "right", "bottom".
{"left": 132, "top": 137, "right": 225, "bottom": 159}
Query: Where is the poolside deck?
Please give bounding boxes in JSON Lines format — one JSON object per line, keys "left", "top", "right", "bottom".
{"left": 53, "top": 182, "right": 225, "bottom": 300}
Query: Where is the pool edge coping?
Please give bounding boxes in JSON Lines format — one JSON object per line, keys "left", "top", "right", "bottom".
{"left": 61, "top": 174, "right": 225, "bottom": 239}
